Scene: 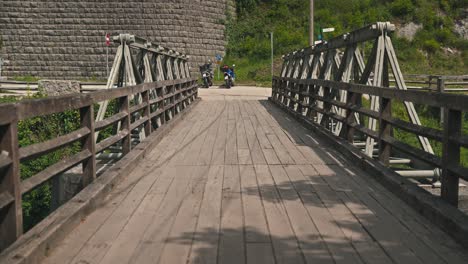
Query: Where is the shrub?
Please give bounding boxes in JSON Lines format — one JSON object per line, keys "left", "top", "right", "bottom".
{"left": 390, "top": 0, "right": 415, "bottom": 17}
{"left": 422, "top": 39, "right": 440, "bottom": 53}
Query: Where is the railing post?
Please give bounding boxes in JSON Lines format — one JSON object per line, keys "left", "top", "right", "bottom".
{"left": 378, "top": 97, "right": 392, "bottom": 166}
{"left": 120, "top": 95, "right": 131, "bottom": 155}
{"left": 0, "top": 117, "right": 23, "bottom": 251}
{"left": 297, "top": 81, "right": 304, "bottom": 114}
{"left": 438, "top": 77, "right": 445, "bottom": 126}
{"left": 343, "top": 90, "right": 357, "bottom": 142}
{"left": 80, "top": 104, "right": 96, "bottom": 186}
{"left": 142, "top": 90, "right": 152, "bottom": 136}
{"left": 441, "top": 108, "right": 461, "bottom": 206}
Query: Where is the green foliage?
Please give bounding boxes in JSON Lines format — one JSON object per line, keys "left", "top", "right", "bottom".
{"left": 390, "top": 0, "right": 415, "bottom": 17}
{"left": 0, "top": 93, "right": 123, "bottom": 231}
{"left": 422, "top": 39, "right": 441, "bottom": 53}
{"left": 12, "top": 75, "right": 41, "bottom": 82}
{"left": 228, "top": 0, "right": 467, "bottom": 85}
{"left": 16, "top": 93, "right": 81, "bottom": 230}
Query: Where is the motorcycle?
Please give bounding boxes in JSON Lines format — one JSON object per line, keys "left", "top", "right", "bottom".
{"left": 222, "top": 64, "right": 235, "bottom": 89}
{"left": 199, "top": 63, "right": 213, "bottom": 88}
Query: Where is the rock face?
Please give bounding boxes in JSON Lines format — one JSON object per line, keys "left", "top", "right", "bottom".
{"left": 0, "top": 0, "right": 236, "bottom": 79}
{"left": 38, "top": 80, "right": 81, "bottom": 96}
{"left": 454, "top": 9, "right": 468, "bottom": 40}
{"left": 396, "top": 22, "right": 422, "bottom": 41}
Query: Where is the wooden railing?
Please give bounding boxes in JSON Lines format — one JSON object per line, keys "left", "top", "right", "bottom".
{"left": 0, "top": 81, "right": 108, "bottom": 96}
{"left": 272, "top": 76, "right": 467, "bottom": 207}
{"left": 390, "top": 74, "right": 468, "bottom": 92}
{"left": 0, "top": 78, "right": 198, "bottom": 250}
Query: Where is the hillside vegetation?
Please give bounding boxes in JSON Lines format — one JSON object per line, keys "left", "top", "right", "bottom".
{"left": 223, "top": 0, "right": 467, "bottom": 85}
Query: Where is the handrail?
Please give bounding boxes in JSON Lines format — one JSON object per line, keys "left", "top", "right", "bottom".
{"left": 272, "top": 76, "right": 467, "bottom": 208}
{"left": 0, "top": 77, "right": 198, "bottom": 251}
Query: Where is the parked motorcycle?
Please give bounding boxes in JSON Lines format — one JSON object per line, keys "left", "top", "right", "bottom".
{"left": 199, "top": 62, "right": 213, "bottom": 88}
{"left": 222, "top": 64, "right": 235, "bottom": 89}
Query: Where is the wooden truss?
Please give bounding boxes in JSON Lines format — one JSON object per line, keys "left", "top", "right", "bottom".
{"left": 96, "top": 34, "right": 191, "bottom": 142}
{"left": 279, "top": 22, "right": 434, "bottom": 157}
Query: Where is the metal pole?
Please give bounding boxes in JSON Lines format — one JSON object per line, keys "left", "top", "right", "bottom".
{"left": 106, "top": 45, "right": 109, "bottom": 77}
{"left": 271, "top": 32, "right": 274, "bottom": 80}
{"left": 0, "top": 58, "right": 3, "bottom": 79}
{"left": 310, "top": 0, "right": 314, "bottom": 46}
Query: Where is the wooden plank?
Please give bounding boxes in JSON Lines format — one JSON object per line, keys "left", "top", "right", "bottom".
{"left": 261, "top": 101, "right": 338, "bottom": 165}
{"left": 211, "top": 102, "right": 228, "bottom": 165}
{"left": 298, "top": 165, "right": 376, "bottom": 242}
{"left": 21, "top": 150, "right": 92, "bottom": 194}
{"left": 197, "top": 103, "right": 223, "bottom": 165}
{"left": 246, "top": 243, "right": 276, "bottom": 264}
{"left": 269, "top": 165, "right": 334, "bottom": 264}
{"left": 129, "top": 166, "right": 196, "bottom": 263}
{"left": 68, "top": 159, "right": 167, "bottom": 264}
{"left": 266, "top": 134, "right": 295, "bottom": 165}
{"left": 45, "top": 163, "right": 166, "bottom": 264}
{"left": 151, "top": 101, "right": 206, "bottom": 164}
{"left": 239, "top": 165, "right": 270, "bottom": 242}
{"left": 305, "top": 162, "right": 424, "bottom": 263}
{"left": 170, "top": 102, "right": 213, "bottom": 165}
{"left": 254, "top": 165, "right": 305, "bottom": 264}
{"left": 218, "top": 165, "right": 245, "bottom": 264}
{"left": 255, "top": 101, "right": 308, "bottom": 165}
{"left": 284, "top": 165, "right": 370, "bottom": 264}
{"left": 18, "top": 127, "right": 90, "bottom": 161}
{"left": 318, "top": 161, "right": 468, "bottom": 264}
{"left": 338, "top": 191, "right": 425, "bottom": 264}
{"left": 242, "top": 118, "right": 267, "bottom": 165}
{"left": 41, "top": 119, "right": 198, "bottom": 263}
{"left": 94, "top": 112, "right": 127, "bottom": 131}
{"left": 236, "top": 104, "right": 252, "bottom": 165}
{"left": 158, "top": 165, "right": 209, "bottom": 263}
{"left": 96, "top": 165, "right": 177, "bottom": 264}
{"left": 225, "top": 115, "right": 239, "bottom": 165}
{"left": 188, "top": 165, "right": 224, "bottom": 264}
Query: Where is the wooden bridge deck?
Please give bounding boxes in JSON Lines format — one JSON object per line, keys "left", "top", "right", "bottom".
{"left": 42, "top": 87, "right": 468, "bottom": 264}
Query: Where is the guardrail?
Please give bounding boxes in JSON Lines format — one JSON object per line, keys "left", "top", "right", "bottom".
{"left": 0, "top": 77, "right": 198, "bottom": 250}
{"left": 272, "top": 76, "right": 467, "bottom": 208}
{"left": 0, "top": 81, "right": 107, "bottom": 96}
{"left": 390, "top": 74, "right": 468, "bottom": 92}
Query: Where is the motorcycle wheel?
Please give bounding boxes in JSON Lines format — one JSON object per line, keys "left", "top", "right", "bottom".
{"left": 225, "top": 80, "right": 230, "bottom": 89}
{"left": 203, "top": 78, "right": 209, "bottom": 88}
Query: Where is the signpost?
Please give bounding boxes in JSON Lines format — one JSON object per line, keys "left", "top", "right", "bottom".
{"left": 105, "top": 33, "right": 110, "bottom": 77}
{"left": 215, "top": 53, "right": 223, "bottom": 80}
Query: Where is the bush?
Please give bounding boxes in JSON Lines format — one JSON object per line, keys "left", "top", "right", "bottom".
{"left": 422, "top": 39, "right": 440, "bottom": 53}
{"left": 390, "top": 0, "right": 415, "bottom": 17}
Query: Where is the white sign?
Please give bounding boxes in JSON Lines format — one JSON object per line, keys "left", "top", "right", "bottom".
{"left": 322, "top": 28, "right": 335, "bottom": 33}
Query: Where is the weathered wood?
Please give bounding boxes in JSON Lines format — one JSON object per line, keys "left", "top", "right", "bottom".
{"left": 80, "top": 105, "right": 96, "bottom": 186}
{"left": 119, "top": 95, "right": 131, "bottom": 155}
{"left": 21, "top": 150, "right": 92, "bottom": 194}
{"left": 0, "top": 120, "right": 22, "bottom": 251}
{"left": 441, "top": 109, "right": 461, "bottom": 206}
{"left": 378, "top": 97, "right": 392, "bottom": 165}
{"left": 94, "top": 112, "right": 127, "bottom": 131}
{"left": 19, "top": 127, "right": 90, "bottom": 161}
{"left": 95, "top": 130, "right": 129, "bottom": 153}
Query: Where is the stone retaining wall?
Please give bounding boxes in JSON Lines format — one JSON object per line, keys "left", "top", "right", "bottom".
{"left": 0, "top": 0, "right": 236, "bottom": 79}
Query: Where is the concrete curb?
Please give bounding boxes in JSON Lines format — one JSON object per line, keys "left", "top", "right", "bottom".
{"left": 0, "top": 98, "right": 201, "bottom": 264}
{"left": 269, "top": 97, "right": 468, "bottom": 249}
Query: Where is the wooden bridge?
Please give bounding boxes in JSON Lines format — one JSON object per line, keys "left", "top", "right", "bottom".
{"left": 1, "top": 23, "right": 468, "bottom": 263}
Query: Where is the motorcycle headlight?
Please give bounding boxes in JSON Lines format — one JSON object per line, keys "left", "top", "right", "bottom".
{"left": 224, "top": 76, "right": 228, "bottom": 80}
{"left": 202, "top": 73, "right": 206, "bottom": 77}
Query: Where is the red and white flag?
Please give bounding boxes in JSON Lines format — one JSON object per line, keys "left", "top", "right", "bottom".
{"left": 105, "top": 33, "right": 111, "bottom": 46}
